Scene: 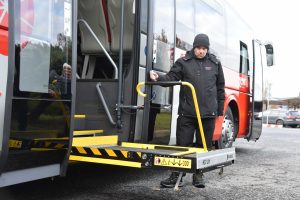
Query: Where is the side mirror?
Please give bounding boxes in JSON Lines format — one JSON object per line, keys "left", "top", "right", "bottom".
{"left": 265, "top": 43, "right": 274, "bottom": 66}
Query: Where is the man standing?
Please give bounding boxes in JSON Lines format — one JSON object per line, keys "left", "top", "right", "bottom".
{"left": 149, "top": 33, "right": 225, "bottom": 188}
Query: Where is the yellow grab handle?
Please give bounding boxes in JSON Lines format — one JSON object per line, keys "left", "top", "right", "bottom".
{"left": 136, "top": 82, "right": 147, "bottom": 97}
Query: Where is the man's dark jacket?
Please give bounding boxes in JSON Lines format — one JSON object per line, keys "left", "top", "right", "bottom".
{"left": 157, "top": 51, "right": 225, "bottom": 118}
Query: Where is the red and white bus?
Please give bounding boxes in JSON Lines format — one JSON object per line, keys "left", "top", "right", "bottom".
{"left": 0, "top": 0, "right": 273, "bottom": 187}
{"left": 135, "top": 0, "right": 274, "bottom": 149}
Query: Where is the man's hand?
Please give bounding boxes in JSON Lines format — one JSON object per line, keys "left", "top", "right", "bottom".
{"left": 149, "top": 70, "right": 159, "bottom": 81}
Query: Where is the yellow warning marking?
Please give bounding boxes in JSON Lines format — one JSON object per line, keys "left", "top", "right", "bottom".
{"left": 55, "top": 143, "right": 66, "bottom": 149}
{"left": 121, "top": 150, "right": 128, "bottom": 158}
{"left": 34, "top": 137, "right": 68, "bottom": 141}
{"left": 73, "top": 130, "right": 103, "bottom": 135}
{"left": 69, "top": 155, "right": 142, "bottom": 168}
{"left": 45, "top": 141, "right": 52, "bottom": 147}
{"left": 91, "top": 148, "right": 102, "bottom": 156}
{"left": 171, "top": 149, "right": 205, "bottom": 156}
{"left": 77, "top": 147, "right": 87, "bottom": 154}
{"left": 137, "top": 152, "right": 142, "bottom": 158}
{"left": 106, "top": 149, "right": 117, "bottom": 157}
{"left": 154, "top": 156, "right": 192, "bottom": 169}
{"left": 74, "top": 114, "right": 86, "bottom": 119}
{"left": 9, "top": 140, "right": 22, "bottom": 148}
{"left": 31, "top": 148, "right": 55, "bottom": 151}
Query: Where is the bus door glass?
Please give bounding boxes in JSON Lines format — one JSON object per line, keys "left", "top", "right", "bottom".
{"left": 249, "top": 40, "right": 264, "bottom": 140}
{"left": 150, "top": 0, "right": 174, "bottom": 144}
{"left": 17, "top": 0, "right": 72, "bottom": 95}
{"left": 136, "top": 0, "right": 174, "bottom": 143}
{"left": 4, "top": 0, "right": 73, "bottom": 172}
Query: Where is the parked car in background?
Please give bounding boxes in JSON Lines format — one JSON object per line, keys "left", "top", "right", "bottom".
{"left": 262, "top": 109, "right": 300, "bottom": 128}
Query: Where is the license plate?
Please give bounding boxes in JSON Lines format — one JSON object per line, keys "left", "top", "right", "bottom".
{"left": 154, "top": 156, "right": 192, "bottom": 169}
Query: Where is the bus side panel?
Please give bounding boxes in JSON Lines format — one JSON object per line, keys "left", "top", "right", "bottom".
{"left": 0, "top": 28, "right": 8, "bottom": 153}
{"left": 237, "top": 91, "right": 250, "bottom": 137}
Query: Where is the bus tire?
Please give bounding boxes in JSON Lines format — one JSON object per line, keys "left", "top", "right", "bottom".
{"left": 217, "top": 107, "right": 235, "bottom": 149}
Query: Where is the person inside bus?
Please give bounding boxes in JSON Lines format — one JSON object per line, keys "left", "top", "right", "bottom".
{"left": 29, "top": 63, "right": 72, "bottom": 123}
{"left": 49, "top": 63, "right": 72, "bottom": 98}
{"left": 149, "top": 33, "right": 225, "bottom": 188}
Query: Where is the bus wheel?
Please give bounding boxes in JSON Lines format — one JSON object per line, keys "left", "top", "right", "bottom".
{"left": 217, "top": 107, "right": 235, "bottom": 149}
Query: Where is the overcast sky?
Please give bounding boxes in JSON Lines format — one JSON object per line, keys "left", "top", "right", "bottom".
{"left": 227, "top": 0, "right": 300, "bottom": 98}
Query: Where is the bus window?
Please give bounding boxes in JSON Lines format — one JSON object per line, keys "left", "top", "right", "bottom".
{"left": 152, "top": 0, "right": 174, "bottom": 72}
{"left": 140, "top": 0, "right": 148, "bottom": 34}
{"left": 240, "top": 42, "right": 249, "bottom": 76}
{"left": 194, "top": 0, "right": 225, "bottom": 58}
{"left": 175, "top": 0, "right": 195, "bottom": 50}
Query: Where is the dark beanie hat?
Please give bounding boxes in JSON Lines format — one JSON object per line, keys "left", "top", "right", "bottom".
{"left": 193, "top": 33, "right": 210, "bottom": 49}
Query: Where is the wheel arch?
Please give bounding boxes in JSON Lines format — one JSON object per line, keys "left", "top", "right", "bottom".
{"left": 214, "top": 95, "right": 239, "bottom": 142}
{"left": 228, "top": 100, "right": 239, "bottom": 138}
{"left": 222, "top": 95, "right": 240, "bottom": 137}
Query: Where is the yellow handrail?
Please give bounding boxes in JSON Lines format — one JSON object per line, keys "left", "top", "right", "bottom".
{"left": 136, "top": 81, "right": 207, "bottom": 152}
{"left": 181, "top": 82, "right": 207, "bottom": 152}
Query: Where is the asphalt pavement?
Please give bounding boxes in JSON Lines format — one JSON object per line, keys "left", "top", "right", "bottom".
{"left": 0, "top": 127, "right": 299, "bottom": 200}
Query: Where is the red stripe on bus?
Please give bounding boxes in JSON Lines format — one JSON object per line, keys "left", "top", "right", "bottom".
{"left": 102, "top": 0, "right": 112, "bottom": 43}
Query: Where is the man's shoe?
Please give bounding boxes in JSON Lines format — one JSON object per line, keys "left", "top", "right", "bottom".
{"left": 192, "top": 173, "right": 205, "bottom": 188}
{"left": 160, "top": 172, "right": 185, "bottom": 188}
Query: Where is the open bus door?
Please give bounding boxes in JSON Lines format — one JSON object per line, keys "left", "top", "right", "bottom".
{"left": 1, "top": 0, "right": 236, "bottom": 188}
{"left": 0, "top": 0, "right": 76, "bottom": 187}
{"left": 247, "top": 40, "right": 274, "bottom": 141}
